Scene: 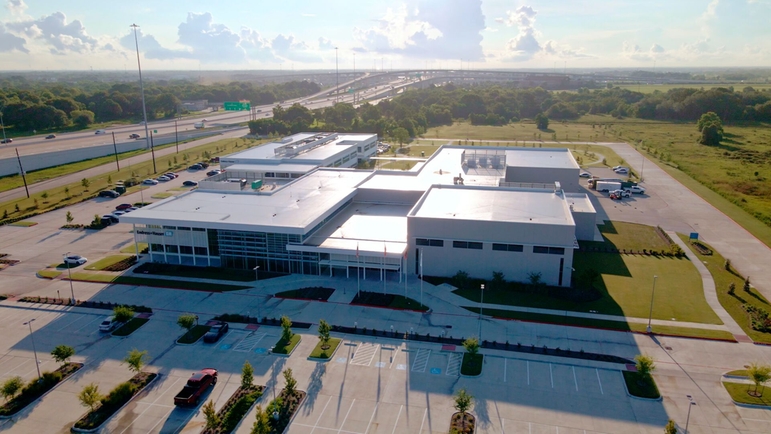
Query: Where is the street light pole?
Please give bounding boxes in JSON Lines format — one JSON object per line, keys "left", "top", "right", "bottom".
{"left": 646, "top": 275, "right": 658, "bottom": 333}
{"left": 479, "top": 283, "right": 485, "bottom": 340}
{"left": 64, "top": 252, "right": 76, "bottom": 304}
{"left": 23, "top": 319, "right": 41, "bottom": 380}
{"left": 130, "top": 23, "right": 152, "bottom": 151}
{"left": 335, "top": 47, "right": 339, "bottom": 104}
{"left": 684, "top": 395, "right": 696, "bottom": 433}
{"left": 0, "top": 113, "right": 8, "bottom": 144}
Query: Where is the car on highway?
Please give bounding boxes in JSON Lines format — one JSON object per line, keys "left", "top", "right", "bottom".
{"left": 45, "top": 134, "right": 56, "bottom": 139}
{"left": 625, "top": 185, "right": 647, "bottom": 194}
{"left": 1, "top": 138, "right": 12, "bottom": 143}
{"left": 203, "top": 322, "right": 229, "bottom": 343}
{"left": 183, "top": 180, "right": 198, "bottom": 187}
{"left": 115, "top": 203, "right": 133, "bottom": 211}
{"left": 63, "top": 254, "right": 88, "bottom": 265}
{"left": 98, "top": 190, "right": 121, "bottom": 198}
{"left": 129, "top": 133, "right": 140, "bottom": 139}
{"left": 579, "top": 171, "right": 592, "bottom": 178}
{"left": 95, "top": 129, "right": 106, "bottom": 135}
{"left": 142, "top": 179, "right": 159, "bottom": 185}
{"left": 157, "top": 176, "right": 171, "bottom": 182}
{"left": 99, "top": 316, "right": 121, "bottom": 332}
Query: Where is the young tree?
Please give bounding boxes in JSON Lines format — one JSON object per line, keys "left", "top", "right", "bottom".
{"left": 50, "top": 345, "right": 75, "bottom": 365}
{"left": 251, "top": 405, "right": 271, "bottom": 434}
{"left": 66, "top": 211, "right": 74, "bottom": 223}
{"left": 453, "top": 388, "right": 474, "bottom": 430}
{"left": 242, "top": 361, "right": 254, "bottom": 389}
{"left": 283, "top": 368, "right": 297, "bottom": 396}
{"left": 113, "top": 305, "right": 135, "bottom": 323}
{"left": 635, "top": 354, "right": 656, "bottom": 378}
{"left": 728, "top": 282, "right": 736, "bottom": 295}
{"left": 81, "top": 178, "right": 90, "bottom": 189}
{"left": 463, "top": 337, "right": 479, "bottom": 356}
{"left": 747, "top": 362, "right": 771, "bottom": 396}
{"left": 744, "top": 276, "right": 752, "bottom": 293}
{"left": 202, "top": 399, "right": 220, "bottom": 430}
{"left": 64, "top": 187, "right": 70, "bottom": 198}
{"left": 280, "top": 315, "right": 293, "bottom": 342}
{"left": 78, "top": 383, "right": 102, "bottom": 412}
{"left": 176, "top": 313, "right": 197, "bottom": 331}
{"left": 318, "top": 319, "right": 331, "bottom": 349}
{"left": 664, "top": 419, "right": 677, "bottom": 434}
{"left": 491, "top": 271, "right": 505, "bottom": 291}
{"left": 1, "top": 376, "right": 23, "bottom": 402}
{"left": 123, "top": 348, "right": 148, "bottom": 373}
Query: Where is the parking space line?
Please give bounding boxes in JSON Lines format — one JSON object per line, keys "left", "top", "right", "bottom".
{"left": 446, "top": 353, "right": 462, "bottom": 377}
{"left": 596, "top": 369, "right": 604, "bottom": 395}
{"left": 309, "top": 395, "right": 332, "bottom": 434}
{"left": 364, "top": 402, "right": 379, "bottom": 434}
{"left": 73, "top": 316, "right": 102, "bottom": 333}
{"left": 504, "top": 359, "right": 507, "bottom": 382}
{"left": 527, "top": 361, "right": 530, "bottom": 385}
{"left": 59, "top": 313, "right": 91, "bottom": 329}
{"left": 336, "top": 398, "right": 355, "bottom": 434}
{"left": 391, "top": 404, "right": 403, "bottom": 434}
{"left": 3, "top": 359, "right": 29, "bottom": 377}
{"left": 419, "top": 408, "right": 427, "bottom": 434}
{"left": 350, "top": 343, "right": 379, "bottom": 366}
{"left": 411, "top": 348, "right": 430, "bottom": 373}
{"left": 550, "top": 363, "right": 554, "bottom": 388}
{"left": 144, "top": 406, "right": 176, "bottom": 434}
{"left": 572, "top": 366, "right": 578, "bottom": 391}
{"left": 119, "top": 376, "right": 180, "bottom": 434}
{"left": 293, "top": 423, "right": 359, "bottom": 434}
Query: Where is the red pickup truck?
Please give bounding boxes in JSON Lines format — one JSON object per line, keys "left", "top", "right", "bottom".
{"left": 174, "top": 368, "right": 218, "bottom": 406}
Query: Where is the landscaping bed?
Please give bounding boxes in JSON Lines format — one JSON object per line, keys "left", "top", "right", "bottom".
{"left": 112, "top": 317, "right": 149, "bottom": 337}
{"left": 212, "top": 314, "right": 312, "bottom": 329}
{"left": 272, "top": 334, "right": 301, "bottom": 355}
{"left": 201, "top": 385, "right": 263, "bottom": 434}
{"left": 723, "top": 381, "right": 771, "bottom": 406}
{"left": 17, "top": 296, "right": 152, "bottom": 313}
{"left": 275, "top": 287, "right": 335, "bottom": 301}
{"left": 37, "top": 269, "right": 62, "bottom": 279}
{"left": 460, "top": 354, "right": 484, "bottom": 376}
{"left": 177, "top": 325, "right": 210, "bottom": 344}
{"left": 133, "top": 262, "right": 256, "bottom": 281}
{"left": 84, "top": 255, "right": 136, "bottom": 271}
{"left": 73, "top": 372, "right": 157, "bottom": 430}
{"left": 309, "top": 337, "right": 341, "bottom": 359}
{"left": 351, "top": 291, "right": 429, "bottom": 311}
{"left": 450, "top": 412, "right": 475, "bottom": 434}
{"left": 622, "top": 371, "right": 660, "bottom": 399}
{"left": 0, "top": 362, "right": 82, "bottom": 417}
{"left": 266, "top": 389, "right": 306, "bottom": 433}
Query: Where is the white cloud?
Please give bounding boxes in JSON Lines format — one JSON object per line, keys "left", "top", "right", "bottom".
{"left": 0, "top": 23, "right": 27, "bottom": 53}
{"left": 6, "top": 12, "right": 99, "bottom": 54}
{"left": 5, "top": 0, "right": 27, "bottom": 16}
{"left": 301, "top": 13, "right": 316, "bottom": 17}
{"left": 699, "top": 0, "right": 719, "bottom": 35}
{"left": 501, "top": 5, "right": 588, "bottom": 62}
{"left": 484, "top": 27, "right": 498, "bottom": 33}
{"left": 621, "top": 42, "right": 667, "bottom": 61}
{"left": 318, "top": 37, "right": 334, "bottom": 50}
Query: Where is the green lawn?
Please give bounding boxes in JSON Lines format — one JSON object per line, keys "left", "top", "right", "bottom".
{"left": 272, "top": 334, "right": 301, "bottom": 355}
{"left": 9, "top": 221, "right": 37, "bottom": 227}
{"left": 84, "top": 255, "right": 134, "bottom": 271}
{"left": 461, "top": 353, "right": 484, "bottom": 376}
{"left": 463, "top": 306, "right": 734, "bottom": 341}
{"left": 121, "top": 243, "right": 148, "bottom": 254}
{"left": 177, "top": 325, "right": 211, "bottom": 344}
{"left": 677, "top": 234, "right": 771, "bottom": 343}
{"left": 112, "top": 317, "right": 149, "bottom": 336}
{"left": 580, "top": 221, "right": 672, "bottom": 252}
{"left": 150, "top": 192, "right": 174, "bottom": 199}
{"left": 67, "top": 272, "right": 250, "bottom": 291}
{"left": 723, "top": 381, "right": 771, "bottom": 406}
{"left": 726, "top": 369, "right": 748, "bottom": 377}
{"left": 623, "top": 371, "right": 660, "bottom": 399}
{"left": 309, "top": 337, "right": 342, "bottom": 359}
{"left": 37, "top": 270, "right": 62, "bottom": 279}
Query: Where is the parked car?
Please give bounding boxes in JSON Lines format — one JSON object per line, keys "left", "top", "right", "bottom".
{"left": 164, "top": 172, "right": 178, "bottom": 179}
{"left": 101, "top": 215, "right": 119, "bottom": 226}
{"left": 203, "top": 322, "right": 229, "bottom": 343}
{"left": 95, "top": 129, "right": 106, "bottom": 135}
{"left": 129, "top": 133, "right": 141, "bottom": 139}
{"left": 63, "top": 254, "right": 88, "bottom": 265}
{"left": 99, "top": 316, "right": 121, "bottom": 332}
{"left": 611, "top": 189, "right": 631, "bottom": 198}
{"left": 112, "top": 210, "right": 127, "bottom": 217}
{"left": 126, "top": 207, "right": 139, "bottom": 212}
{"left": 174, "top": 369, "right": 218, "bottom": 406}
{"left": 115, "top": 203, "right": 133, "bottom": 211}
{"left": 1, "top": 138, "right": 12, "bottom": 144}
{"left": 98, "top": 190, "right": 121, "bottom": 198}
{"left": 613, "top": 167, "right": 629, "bottom": 174}
{"left": 183, "top": 180, "right": 198, "bottom": 187}
{"left": 157, "top": 176, "right": 171, "bottom": 182}
{"left": 188, "top": 164, "right": 203, "bottom": 170}
{"left": 579, "top": 171, "right": 592, "bottom": 178}
{"left": 198, "top": 162, "right": 210, "bottom": 169}
{"left": 45, "top": 134, "right": 56, "bottom": 139}
{"left": 142, "top": 179, "right": 159, "bottom": 185}
{"left": 206, "top": 170, "right": 221, "bottom": 177}
{"left": 625, "top": 185, "right": 647, "bottom": 194}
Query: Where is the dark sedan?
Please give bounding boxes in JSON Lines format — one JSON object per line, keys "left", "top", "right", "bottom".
{"left": 203, "top": 322, "right": 229, "bottom": 343}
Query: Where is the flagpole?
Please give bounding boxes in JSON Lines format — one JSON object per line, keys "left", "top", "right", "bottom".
{"left": 383, "top": 241, "right": 387, "bottom": 295}
{"left": 356, "top": 243, "right": 360, "bottom": 297}
{"left": 420, "top": 248, "right": 424, "bottom": 308}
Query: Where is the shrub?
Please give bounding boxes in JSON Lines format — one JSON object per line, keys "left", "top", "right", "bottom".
{"left": 283, "top": 368, "right": 297, "bottom": 395}
{"left": 78, "top": 383, "right": 102, "bottom": 412}
{"left": 281, "top": 316, "right": 293, "bottom": 341}
{"left": 177, "top": 313, "right": 197, "bottom": 331}
{"left": 123, "top": 349, "right": 147, "bottom": 373}
{"left": 113, "top": 305, "right": 134, "bottom": 323}
{"left": 635, "top": 354, "right": 656, "bottom": 378}
{"left": 102, "top": 382, "right": 136, "bottom": 408}
{"left": 203, "top": 399, "right": 219, "bottom": 430}
{"left": 1, "top": 376, "right": 23, "bottom": 402}
{"left": 242, "top": 361, "right": 254, "bottom": 389}
{"left": 463, "top": 337, "right": 479, "bottom": 356}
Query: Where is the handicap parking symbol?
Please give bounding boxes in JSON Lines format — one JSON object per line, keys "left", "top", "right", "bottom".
{"left": 336, "top": 357, "right": 347, "bottom": 364}
{"left": 374, "top": 362, "right": 386, "bottom": 368}
{"left": 220, "top": 344, "right": 232, "bottom": 350}
{"left": 254, "top": 348, "right": 267, "bottom": 354}
{"left": 396, "top": 364, "right": 407, "bottom": 370}
{"left": 430, "top": 368, "right": 442, "bottom": 375}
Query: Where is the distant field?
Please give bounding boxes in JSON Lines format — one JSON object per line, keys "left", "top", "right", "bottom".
{"left": 614, "top": 83, "right": 771, "bottom": 93}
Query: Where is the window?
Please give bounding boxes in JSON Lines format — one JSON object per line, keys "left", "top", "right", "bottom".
{"left": 416, "top": 238, "right": 443, "bottom": 247}
{"left": 150, "top": 243, "right": 164, "bottom": 252}
{"left": 265, "top": 172, "right": 275, "bottom": 178}
{"left": 534, "top": 246, "right": 565, "bottom": 255}
{"left": 194, "top": 246, "right": 208, "bottom": 256}
{"left": 165, "top": 245, "right": 178, "bottom": 253}
{"left": 163, "top": 225, "right": 175, "bottom": 230}
{"left": 358, "top": 147, "right": 362, "bottom": 152}
{"left": 533, "top": 246, "right": 549, "bottom": 254}
{"left": 453, "top": 241, "right": 483, "bottom": 250}
{"left": 493, "top": 243, "right": 523, "bottom": 252}
{"left": 177, "top": 227, "right": 191, "bottom": 231}
{"left": 179, "top": 245, "right": 193, "bottom": 255}
{"left": 193, "top": 227, "right": 206, "bottom": 232}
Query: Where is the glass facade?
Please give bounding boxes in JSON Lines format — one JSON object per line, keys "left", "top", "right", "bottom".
{"left": 216, "top": 229, "right": 319, "bottom": 274}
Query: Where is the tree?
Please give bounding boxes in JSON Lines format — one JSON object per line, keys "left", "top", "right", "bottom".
{"left": 242, "top": 361, "right": 254, "bottom": 389}
{"left": 64, "top": 187, "right": 70, "bottom": 198}
{"left": 664, "top": 419, "right": 677, "bottom": 434}
{"left": 463, "top": 337, "right": 479, "bottom": 356}
{"left": 283, "top": 368, "right": 297, "bottom": 395}
{"left": 281, "top": 315, "right": 293, "bottom": 342}
{"left": 66, "top": 211, "right": 74, "bottom": 224}
{"left": 318, "top": 319, "right": 331, "bottom": 349}
{"left": 71, "top": 110, "right": 95, "bottom": 128}
{"left": 1, "top": 376, "right": 23, "bottom": 402}
{"left": 123, "top": 348, "right": 148, "bottom": 373}
{"left": 392, "top": 127, "right": 410, "bottom": 148}
{"left": 78, "top": 383, "right": 102, "bottom": 412}
{"left": 528, "top": 272, "right": 544, "bottom": 290}
{"left": 744, "top": 276, "right": 752, "bottom": 293}
{"left": 177, "top": 313, "right": 197, "bottom": 331}
{"left": 635, "top": 354, "right": 656, "bottom": 378}
{"left": 202, "top": 399, "right": 220, "bottom": 430}
{"left": 729, "top": 282, "right": 736, "bottom": 295}
{"left": 251, "top": 405, "right": 271, "bottom": 434}
{"left": 491, "top": 271, "right": 505, "bottom": 291}
{"left": 81, "top": 178, "right": 90, "bottom": 189}
{"left": 697, "top": 112, "right": 723, "bottom": 146}
{"left": 534, "top": 112, "right": 549, "bottom": 130}
{"left": 453, "top": 388, "right": 474, "bottom": 431}
{"left": 113, "top": 305, "right": 134, "bottom": 323}
{"left": 51, "top": 345, "right": 75, "bottom": 365}
{"left": 747, "top": 362, "right": 771, "bottom": 396}
{"left": 452, "top": 270, "right": 469, "bottom": 289}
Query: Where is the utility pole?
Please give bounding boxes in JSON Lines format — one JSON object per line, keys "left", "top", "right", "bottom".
{"left": 111, "top": 132, "right": 120, "bottom": 171}
{"left": 0, "top": 113, "right": 7, "bottom": 144}
{"left": 174, "top": 118, "right": 179, "bottom": 153}
{"left": 15, "top": 148, "right": 29, "bottom": 198}
{"left": 335, "top": 47, "right": 339, "bottom": 104}
{"left": 131, "top": 24, "right": 152, "bottom": 151}
{"left": 149, "top": 130, "right": 157, "bottom": 174}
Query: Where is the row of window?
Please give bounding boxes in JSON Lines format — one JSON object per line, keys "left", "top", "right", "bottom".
{"left": 160, "top": 226, "right": 205, "bottom": 232}
{"left": 150, "top": 244, "right": 207, "bottom": 256}
{"left": 416, "top": 238, "right": 564, "bottom": 255}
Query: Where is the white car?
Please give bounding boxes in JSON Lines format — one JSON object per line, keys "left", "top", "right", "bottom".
{"left": 579, "top": 171, "right": 592, "bottom": 178}
{"left": 142, "top": 179, "right": 159, "bottom": 185}
{"left": 99, "top": 316, "right": 121, "bottom": 332}
{"left": 63, "top": 254, "right": 88, "bottom": 265}
{"left": 614, "top": 168, "right": 629, "bottom": 174}
{"left": 157, "top": 176, "right": 171, "bottom": 182}
{"left": 112, "top": 210, "right": 126, "bottom": 217}
{"left": 626, "top": 185, "right": 646, "bottom": 194}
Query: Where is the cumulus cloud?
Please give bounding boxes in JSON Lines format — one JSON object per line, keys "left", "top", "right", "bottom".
{"left": 119, "top": 27, "right": 193, "bottom": 60}
{"left": 679, "top": 38, "right": 724, "bottom": 58}
{"left": 177, "top": 12, "right": 246, "bottom": 63}
{"left": 621, "top": 42, "right": 667, "bottom": 61}
{"left": 0, "top": 23, "right": 27, "bottom": 53}
{"left": 355, "top": 0, "right": 485, "bottom": 61}
{"left": 5, "top": 0, "right": 27, "bottom": 15}
{"left": 6, "top": 11, "right": 98, "bottom": 54}
{"left": 501, "top": 5, "right": 588, "bottom": 61}
{"left": 239, "top": 28, "right": 277, "bottom": 62}
{"left": 271, "top": 33, "right": 322, "bottom": 62}
{"left": 318, "top": 37, "right": 334, "bottom": 50}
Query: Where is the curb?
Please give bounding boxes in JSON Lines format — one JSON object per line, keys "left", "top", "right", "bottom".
{"left": 71, "top": 372, "right": 159, "bottom": 433}
{"left": 307, "top": 338, "right": 342, "bottom": 362}
{"left": 230, "top": 387, "right": 267, "bottom": 433}
{"left": 271, "top": 336, "right": 302, "bottom": 358}
{"left": 459, "top": 354, "right": 484, "bottom": 378}
{"left": 0, "top": 363, "right": 84, "bottom": 420}
{"left": 621, "top": 372, "right": 662, "bottom": 402}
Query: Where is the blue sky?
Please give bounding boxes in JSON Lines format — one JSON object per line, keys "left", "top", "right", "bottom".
{"left": 0, "top": 0, "right": 769, "bottom": 70}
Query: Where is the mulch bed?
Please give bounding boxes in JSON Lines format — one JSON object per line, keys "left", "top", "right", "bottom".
{"left": 73, "top": 372, "right": 157, "bottom": 430}
{"left": 0, "top": 362, "right": 83, "bottom": 417}
{"left": 450, "top": 412, "right": 475, "bottom": 434}
{"left": 275, "top": 287, "right": 335, "bottom": 301}
{"left": 351, "top": 291, "right": 394, "bottom": 308}
{"left": 102, "top": 256, "right": 137, "bottom": 272}
{"left": 202, "top": 385, "right": 263, "bottom": 434}
{"left": 212, "top": 314, "right": 312, "bottom": 329}
{"left": 269, "top": 389, "right": 306, "bottom": 433}
{"left": 17, "top": 296, "right": 152, "bottom": 313}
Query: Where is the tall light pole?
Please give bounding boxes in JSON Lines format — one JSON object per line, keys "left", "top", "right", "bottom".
{"left": 64, "top": 252, "right": 76, "bottom": 304}
{"left": 130, "top": 24, "right": 152, "bottom": 151}
{"left": 478, "top": 283, "right": 485, "bottom": 340}
{"left": 335, "top": 47, "right": 339, "bottom": 104}
{"left": 646, "top": 275, "right": 658, "bottom": 333}
{"left": 23, "top": 319, "right": 41, "bottom": 380}
{"left": 0, "top": 113, "right": 7, "bottom": 144}
{"left": 684, "top": 395, "right": 696, "bottom": 433}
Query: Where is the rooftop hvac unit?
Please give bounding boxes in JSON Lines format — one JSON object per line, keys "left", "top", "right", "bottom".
{"left": 479, "top": 156, "right": 488, "bottom": 168}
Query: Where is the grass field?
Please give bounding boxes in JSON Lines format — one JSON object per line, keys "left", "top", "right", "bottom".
{"left": 425, "top": 120, "right": 605, "bottom": 143}
{"left": 623, "top": 371, "right": 660, "bottom": 399}
{"left": 582, "top": 221, "right": 672, "bottom": 252}
{"left": 36, "top": 270, "right": 61, "bottom": 279}
{"left": 177, "top": 325, "right": 211, "bottom": 344}
{"left": 723, "top": 381, "right": 771, "bottom": 406}
{"left": 112, "top": 317, "right": 149, "bottom": 337}
{"left": 8, "top": 221, "right": 37, "bottom": 227}
{"left": 120, "top": 243, "right": 148, "bottom": 254}
{"left": 677, "top": 234, "right": 771, "bottom": 344}
{"left": 84, "top": 255, "right": 133, "bottom": 271}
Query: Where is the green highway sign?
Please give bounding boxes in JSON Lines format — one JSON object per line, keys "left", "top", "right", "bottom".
{"left": 224, "top": 101, "right": 251, "bottom": 111}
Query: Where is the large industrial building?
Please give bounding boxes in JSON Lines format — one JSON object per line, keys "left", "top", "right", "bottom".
{"left": 121, "top": 133, "right": 599, "bottom": 287}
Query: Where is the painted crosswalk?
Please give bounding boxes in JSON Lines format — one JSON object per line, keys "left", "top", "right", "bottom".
{"left": 233, "top": 332, "right": 266, "bottom": 352}
{"left": 350, "top": 343, "right": 379, "bottom": 366}
{"left": 411, "top": 348, "right": 431, "bottom": 373}
{"left": 446, "top": 353, "right": 462, "bottom": 376}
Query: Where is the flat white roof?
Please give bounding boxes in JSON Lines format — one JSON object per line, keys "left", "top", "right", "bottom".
{"left": 223, "top": 163, "right": 318, "bottom": 173}
{"left": 410, "top": 185, "right": 574, "bottom": 226}
{"left": 564, "top": 193, "right": 596, "bottom": 214}
{"left": 223, "top": 132, "right": 375, "bottom": 164}
{"left": 505, "top": 148, "right": 579, "bottom": 169}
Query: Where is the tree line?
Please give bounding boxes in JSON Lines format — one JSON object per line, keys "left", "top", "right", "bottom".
{"left": 0, "top": 80, "right": 320, "bottom": 132}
